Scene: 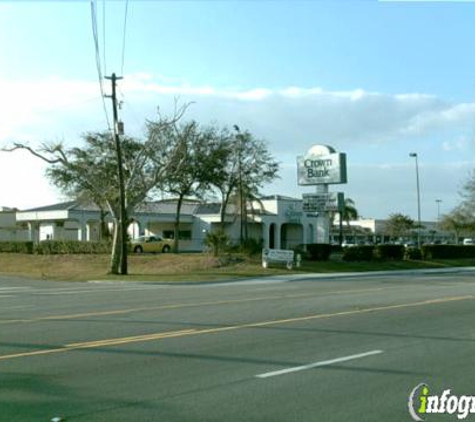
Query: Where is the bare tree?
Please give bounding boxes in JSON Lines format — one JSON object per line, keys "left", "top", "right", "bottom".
{"left": 212, "top": 127, "right": 279, "bottom": 241}
{"left": 438, "top": 206, "right": 475, "bottom": 243}
{"left": 161, "top": 121, "right": 228, "bottom": 252}
{"left": 2, "top": 106, "right": 188, "bottom": 274}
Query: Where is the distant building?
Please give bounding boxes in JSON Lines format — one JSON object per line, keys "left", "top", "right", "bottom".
{"left": 331, "top": 216, "right": 453, "bottom": 245}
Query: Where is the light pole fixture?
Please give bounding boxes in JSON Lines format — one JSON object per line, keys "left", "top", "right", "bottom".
{"left": 436, "top": 199, "right": 442, "bottom": 222}
{"left": 409, "top": 152, "right": 421, "bottom": 248}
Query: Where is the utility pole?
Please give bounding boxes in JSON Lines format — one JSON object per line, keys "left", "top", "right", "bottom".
{"left": 105, "top": 72, "right": 128, "bottom": 275}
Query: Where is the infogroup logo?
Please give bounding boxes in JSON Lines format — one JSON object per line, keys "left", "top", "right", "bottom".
{"left": 408, "top": 383, "right": 475, "bottom": 421}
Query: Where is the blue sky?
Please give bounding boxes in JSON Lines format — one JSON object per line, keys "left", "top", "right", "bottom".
{"left": 1, "top": 0, "right": 474, "bottom": 220}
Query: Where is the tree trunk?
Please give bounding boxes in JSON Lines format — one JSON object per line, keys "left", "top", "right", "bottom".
{"left": 219, "top": 192, "right": 228, "bottom": 231}
{"left": 109, "top": 219, "right": 121, "bottom": 274}
{"left": 99, "top": 208, "right": 109, "bottom": 240}
{"left": 173, "top": 195, "right": 184, "bottom": 253}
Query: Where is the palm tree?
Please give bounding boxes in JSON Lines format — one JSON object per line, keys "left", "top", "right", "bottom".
{"left": 342, "top": 198, "right": 359, "bottom": 226}
{"left": 339, "top": 198, "right": 359, "bottom": 244}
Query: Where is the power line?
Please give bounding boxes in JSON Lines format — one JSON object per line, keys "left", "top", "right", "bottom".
{"left": 120, "top": 0, "right": 129, "bottom": 77}
{"left": 102, "top": 0, "right": 107, "bottom": 76}
{"left": 90, "top": 0, "right": 111, "bottom": 131}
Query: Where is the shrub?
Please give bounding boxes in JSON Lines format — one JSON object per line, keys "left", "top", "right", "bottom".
{"left": 306, "top": 244, "right": 332, "bottom": 261}
{"left": 240, "top": 238, "right": 264, "bottom": 257}
{"left": 0, "top": 241, "right": 34, "bottom": 254}
{"left": 203, "top": 231, "right": 230, "bottom": 257}
{"left": 421, "top": 245, "right": 475, "bottom": 260}
{"left": 292, "top": 244, "right": 310, "bottom": 261}
{"left": 331, "top": 244, "right": 343, "bottom": 254}
{"left": 404, "top": 247, "right": 423, "bottom": 260}
{"left": 34, "top": 240, "right": 111, "bottom": 255}
{"left": 374, "top": 244, "right": 405, "bottom": 261}
{"left": 342, "top": 245, "right": 375, "bottom": 261}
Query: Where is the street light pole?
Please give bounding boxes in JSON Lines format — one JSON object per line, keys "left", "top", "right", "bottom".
{"left": 409, "top": 152, "right": 421, "bottom": 248}
{"left": 436, "top": 199, "right": 442, "bottom": 222}
{"left": 234, "top": 125, "right": 244, "bottom": 245}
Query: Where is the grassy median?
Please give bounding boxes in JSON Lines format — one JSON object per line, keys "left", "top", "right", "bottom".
{"left": 0, "top": 252, "right": 473, "bottom": 282}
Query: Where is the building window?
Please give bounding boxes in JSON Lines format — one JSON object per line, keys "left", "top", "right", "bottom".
{"left": 163, "top": 230, "right": 192, "bottom": 240}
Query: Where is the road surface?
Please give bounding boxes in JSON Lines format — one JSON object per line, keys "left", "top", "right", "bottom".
{"left": 1, "top": 270, "right": 474, "bottom": 421}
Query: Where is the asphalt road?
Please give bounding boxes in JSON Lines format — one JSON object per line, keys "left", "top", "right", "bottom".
{"left": 1, "top": 270, "right": 475, "bottom": 421}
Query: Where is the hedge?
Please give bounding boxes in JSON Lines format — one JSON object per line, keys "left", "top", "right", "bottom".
{"left": 306, "top": 244, "right": 332, "bottom": 261}
{"left": 374, "top": 244, "right": 405, "bottom": 261}
{"left": 0, "top": 241, "right": 34, "bottom": 254}
{"left": 0, "top": 240, "right": 111, "bottom": 254}
{"left": 34, "top": 240, "right": 112, "bottom": 255}
{"left": 421, "top": 245, "right": 475, "bottom": 260}
{"left": 342, "top": 245, "right": 375, "bottom": 261}
{"left": 404, "top": 247, "right": 423, "bottom": 260}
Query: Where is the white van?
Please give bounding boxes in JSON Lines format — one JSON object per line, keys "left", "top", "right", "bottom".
{"left": 463, "top": 238, "right": 474, "bottom": 245}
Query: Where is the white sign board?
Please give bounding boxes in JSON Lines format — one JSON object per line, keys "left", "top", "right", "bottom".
{"left": 302, "top": 193, "right": 344, "bottom": 213}
{"left": 297, "top": 152, "right": 347, "bottom": 185}
{"left": 262, "top": 248, "right": 294, "bottom": 270}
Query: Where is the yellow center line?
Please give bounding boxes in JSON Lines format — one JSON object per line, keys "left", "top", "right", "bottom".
{"left": 0, "top": 294, "right": 473, "bottom": 362}
{"left": 0, "top": 287, "right": 386, "bottom": 325}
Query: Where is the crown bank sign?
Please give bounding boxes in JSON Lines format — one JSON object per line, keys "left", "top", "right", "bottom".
{"left": 297, "top": 145, "right": 347, "bottom": 186}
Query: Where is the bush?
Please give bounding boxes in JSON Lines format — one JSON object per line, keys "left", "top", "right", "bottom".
{"left": 292, "top": 244, "right": 310, "bottom": 261}
{"left": 0, "top": 241, "right": 34, "bottom": 254}
{"left": 203, "top": 231, "right": 230, "bottom": 257}
{"left": 240, "top": 238, "right": 264, "bottom": 257}
{"left": 306, "top": 244, "right": 332, "bottom": 261}
{"left": 404, "top": 247, "right": 423, "bottom": 261}
{"left": 331, "top": 245, "right": 343, "bottom": 254}
{"left": 342, "top": 245, "right": 375, "bottom": 261}
{"left": 374, "top": 244, "right": 405, "bottom": 261}
{"left": 34, "top": 240, "right": 111, "bottom": 255}
{"left": 421, "top": 245, "right": 475, "bottom": 260}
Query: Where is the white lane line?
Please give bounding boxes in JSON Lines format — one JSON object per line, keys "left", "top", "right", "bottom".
{"left": 256, "top": 350, "right": 384, "bottom": 379}
{"left": 0, "top": 295, "right": 14, "bottom": 299}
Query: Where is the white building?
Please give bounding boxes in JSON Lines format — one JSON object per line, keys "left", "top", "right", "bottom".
{"left": 332, "top": 217, "right": 453, "bottom": 244}
{"left": 7, "top": 197, "right": 452, "bottom": 250}
{"left": 14, "top": 196, "right": 321, "bottom": 251}
{"left": 0, "top": 207, "right": 28, "bottom": 241}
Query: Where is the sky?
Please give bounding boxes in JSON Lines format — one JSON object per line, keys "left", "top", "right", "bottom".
{"left": 0, "top": 0, "right": 474, "bottom": 221}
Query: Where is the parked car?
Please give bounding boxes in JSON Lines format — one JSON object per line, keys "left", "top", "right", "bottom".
{"left": 131, "top": 235, "right": 174, "bottom": 253}
{"left": 463, "top": 238, "right": 474, "bottom": 245}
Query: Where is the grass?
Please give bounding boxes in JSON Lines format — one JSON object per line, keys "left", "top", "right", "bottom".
{"left": 0, "top": 252, "right": 473, "bottom": 283}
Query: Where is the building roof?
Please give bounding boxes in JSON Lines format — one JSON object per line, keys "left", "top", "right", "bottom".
{"left": 260, "top": 194, "right": 299, "bottom": 201}
{"left": 22, "top": 201, "right": 98, "bottom": 213}
{"left": 22, "top": 200, "right": 202, "bottom": 216}
{"left": 195, "top": 203, "right": 222, "bottom": 215}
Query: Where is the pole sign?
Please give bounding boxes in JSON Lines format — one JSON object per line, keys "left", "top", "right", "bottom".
{"left": 302, "top": 192, "right": 344, "bottom": 213}
{"left": 297, "top": 150, "right": 347, "bottom": 185}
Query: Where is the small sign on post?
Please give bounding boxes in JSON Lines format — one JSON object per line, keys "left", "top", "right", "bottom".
{"left": 262, "top": 248, "right": 295, "bottom": 270}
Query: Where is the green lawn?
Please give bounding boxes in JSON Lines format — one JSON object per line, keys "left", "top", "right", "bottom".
{"left": 0, "top": 252, "right": 473, "bottom": 282}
